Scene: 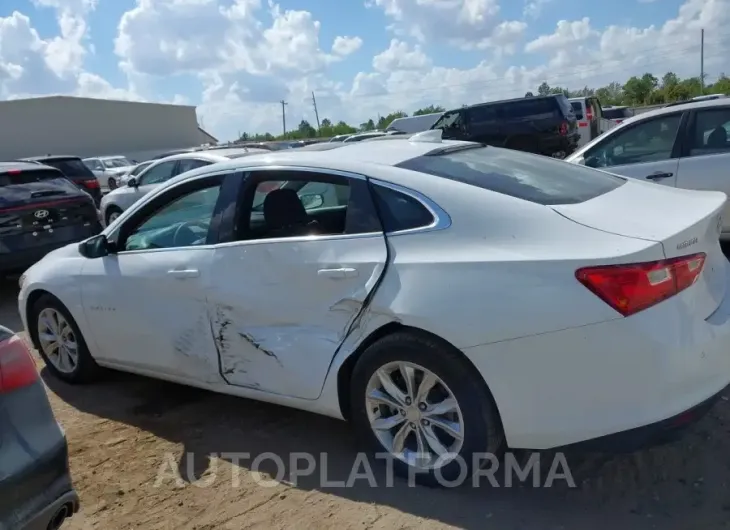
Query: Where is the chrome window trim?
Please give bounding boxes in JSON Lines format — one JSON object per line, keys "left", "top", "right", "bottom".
{"left": 368, "top": 178, "right": 451, "bottom": 236}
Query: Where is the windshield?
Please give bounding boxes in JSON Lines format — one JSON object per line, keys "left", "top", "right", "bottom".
{"left": 102, "top": 157, "right": 132, "bottom": 168}
{"left": 397, "top": 146, "right": 625, "bottom": 205}
{"left": 431, "top": 110, "right": 462, "bottom": 130}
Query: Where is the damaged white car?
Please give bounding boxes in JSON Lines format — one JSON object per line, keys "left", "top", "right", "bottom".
{"left": 18, "top": 131, "right": 730, "bottom": 486}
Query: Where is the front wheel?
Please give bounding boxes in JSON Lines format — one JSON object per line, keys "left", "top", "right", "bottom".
{"left": 108, "top": 177, "right": 117, "bottom": 190}
{"left": 350, "top": 331, "right": 505, "bottom": 487}
{"left": 105, "top": 206, "right": 122, "bottom": 226}
{"left": 30, "top": 294, "right": 102, "bottom": 384}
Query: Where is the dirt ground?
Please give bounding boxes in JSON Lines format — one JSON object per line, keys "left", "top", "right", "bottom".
{"left": 2, "top": 278, "right": 730, "bottom": 530}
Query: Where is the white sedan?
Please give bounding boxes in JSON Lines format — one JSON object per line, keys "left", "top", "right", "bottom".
{"left": 18, "top": 131, "right": 730, "bottom": 486}
{"left": 99, "top": 148, "right": 269, "bottom": 226}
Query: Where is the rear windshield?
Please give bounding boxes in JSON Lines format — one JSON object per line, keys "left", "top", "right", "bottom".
{"left": 0, "top": 169, "right": 66, "bottom": 186}
{"left": 603, "top": 107, "right": 632, "bottom": 120}
{"left": 571, "top": 102, "right": 583, "bottom": 119}
{"left": 396, "top": 146, "right": 625, "bottom": 205}
{"left": 41, "top": 158, "right": 95, "bottom": 177}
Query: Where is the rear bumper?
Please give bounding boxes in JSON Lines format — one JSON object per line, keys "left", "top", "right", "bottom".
{"left": 465, "top": 261, "right": 730, "bottom": 450}
{"left": 0, "top": 224, "right": 101, "bottom": 274}
{"left": 21, "top": 490, "right": 79, "bottom": 530}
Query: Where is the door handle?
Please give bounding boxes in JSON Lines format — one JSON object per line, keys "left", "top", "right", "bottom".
{"left": 645, "top": 172, "right": 674, "bottom": 181}
{"left": 318, "top": 268, "right": 358, "bottom": 279}
{"left": 167, "top": 269, "right": 199, "bottom": 278}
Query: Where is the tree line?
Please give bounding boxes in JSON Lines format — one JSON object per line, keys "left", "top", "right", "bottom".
{"left": 238, "top": 72, "right": 730, "bottom": 142}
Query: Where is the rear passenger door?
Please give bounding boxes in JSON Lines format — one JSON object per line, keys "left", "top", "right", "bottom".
{"left": 206, "top": 168, "right": 387, "bottom": 399}
{"left": 675, "top": 106, "right": 730, "bottom": 234}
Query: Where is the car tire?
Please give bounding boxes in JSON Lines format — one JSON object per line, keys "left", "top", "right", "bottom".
{"left": 108, "top": 178, "right": 117, "bottom": 190}
{"left": 350, "top": 330, "right": 505, "bottom": 488}
{"left": 30, "top": 294, "right": 102, "bottom": 384}
{"left": 105, "top": 206, "right": 122, "bottom": 226}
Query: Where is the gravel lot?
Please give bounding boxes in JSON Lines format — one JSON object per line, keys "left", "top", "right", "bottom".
{"left": 2, "top": 277, "right": 730, "bottom": 530}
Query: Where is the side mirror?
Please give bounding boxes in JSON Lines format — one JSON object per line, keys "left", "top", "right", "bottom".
{"left": 300, "top": 193, "right": 324, "bottom": 209}
{"left": 78, "top": 234, "right": 112, "bottom": 259}
{"left": 127, "top": 177, "right": 138, "bottom": 188}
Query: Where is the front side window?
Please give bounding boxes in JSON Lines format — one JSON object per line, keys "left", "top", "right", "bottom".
{"left": 688, "top": 108, "right": 730, "bottom": 156}
{"left": 397, "top": 145, "right": 624, "bottom": 205}
{"left": 176, "top": 158, "right": 212, "bottom": 174}
{"left": 240, "top": 171, "right": 380, "bottom": 240}
{"left": 122, "top": 183, "right": 222, "bottom": 251}
{"left": 139, "top": 161, "right": 177, "bottom": 185}
{"left": 583, "top": 113, "right": 682, "bottom": 168}
{"left": 432, "top": 110, "right": 464, "bottom": 130}
{"left": 131, "top": 162, "right": 152, "bottom": 176}
{"left": 85, "top": 159, "right": 103, "bottom": 171}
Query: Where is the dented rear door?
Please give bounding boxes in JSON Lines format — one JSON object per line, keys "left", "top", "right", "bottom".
{"left": 208, "top": 171, "right": 387, "bottom": 400}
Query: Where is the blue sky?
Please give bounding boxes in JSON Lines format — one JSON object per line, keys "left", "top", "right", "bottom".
{"left": 0, "top": 0, "right": 724, "bottom": 140}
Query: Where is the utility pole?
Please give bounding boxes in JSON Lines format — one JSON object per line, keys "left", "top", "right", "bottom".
{"left": 700, "top": 29, "right": 705, "bottom": 94}
{"left": 280, "top": 100, "right": 287, "bottom": 137}
{"left": 311, "top": 92, "right": 321, "bottom": 134}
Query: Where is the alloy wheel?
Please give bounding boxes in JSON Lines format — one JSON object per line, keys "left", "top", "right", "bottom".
{"left": 37, "top": 308, "right": 79, "bottom": 374}
{"left": 365, "top": 361, "right": 465, "bottom": 470}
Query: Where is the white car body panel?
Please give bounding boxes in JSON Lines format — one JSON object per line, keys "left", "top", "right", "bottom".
{"left": 208, "top": 236, "right": 387, "bottom": 399}
{"left": 18, "top": 137, "right": 730, "bottom": 450}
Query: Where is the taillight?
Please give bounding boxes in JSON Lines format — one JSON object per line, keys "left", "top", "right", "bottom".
{"left": 576, "top": 253, "right": 706, "bottom": 317}
{"left": 559, "top": 121, "right": 568, "bottom": 135}
{"left": 82, "top": 179, "right": 100, "bottom": 189}
{"left": 0, "top": 335, "right": 39, "bottom": 393}
{"left": 586, "top": 106, "right": 593, "bottom": 122}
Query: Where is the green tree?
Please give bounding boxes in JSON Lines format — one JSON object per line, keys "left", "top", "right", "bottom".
{"left": 413, "top": 105, "right": 445, "bottom": 115}
{"left": 710, "top": 74, "right": 730, "bottom": 94}
{"left": 376, "top": 111, "right": 407, "bottom": 130}
{"left": 537, "top": 81, "right": 551, "bottom": 96}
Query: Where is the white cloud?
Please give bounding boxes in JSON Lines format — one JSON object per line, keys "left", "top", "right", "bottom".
{"left": 332, "top": 36, "right": 363, "bottom": 56}
{"left": 523, "top": 0, "right": 553, "bottom": 18}
{"left": 372, "top": 39, "right": 431, "bottom": 72}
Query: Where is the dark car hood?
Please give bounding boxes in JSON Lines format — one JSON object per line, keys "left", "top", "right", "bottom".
{"left": 0, "top": 178, "right": 89, "bottom": 209}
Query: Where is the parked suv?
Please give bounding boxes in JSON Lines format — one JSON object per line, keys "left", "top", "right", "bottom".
{"left": 0, "top": 162, "right": 102, "bottom": 275}
{"left": 21, "top": 155, "right": 102, "bottom": 205}
{"left": 431, "top": 95, "right": 580, "bottom": 158}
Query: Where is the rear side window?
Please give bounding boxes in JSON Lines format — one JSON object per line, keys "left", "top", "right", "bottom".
{"left": 0, "top": 169, "right": 66, "bottom": 186}
{"left": 603, "top": 108, "right": 632, "bottom": 120}
{"left": 571, "top": 102, "right": 584, "bottom": 120}
{"left": 396, "top": 146, "right": 625, "bottom": 205}
{"left": 42, "top": 158, "right": 95, "bottom": 178}
{"left": 504, "top": 98, "right": 560, "bottom": 120}
{"left": 372, "top": 185, "right": 434, "bottom": 232}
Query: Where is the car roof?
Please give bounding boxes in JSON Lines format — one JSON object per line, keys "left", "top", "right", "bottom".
{"left": 22, "top": 155, "right": 82, "bottom": 161}
{"left": 0, "top": 161, "right": 61, "bottom": 173}
{"left": 638, "top": 97, "right": 730, "bottom": 116}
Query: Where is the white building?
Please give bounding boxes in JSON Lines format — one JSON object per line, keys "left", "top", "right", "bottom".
{"left": 0, "top": 96, "right": 218, "bottom": 162}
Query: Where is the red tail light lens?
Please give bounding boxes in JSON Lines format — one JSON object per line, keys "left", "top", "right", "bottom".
{"left": 576, "top": 253, "right": 706, "bottom": 316}
{"left": 586, "top": 106, "right": 593, "bottom": 121}
{"left": 559, "top": 121, "right": 568, "bottom": 135}
{"left": 0, "top": 335, "right": 39, "bottom": 393}
{"left": 82, "top": 179, "right": 100, "bottom": 189}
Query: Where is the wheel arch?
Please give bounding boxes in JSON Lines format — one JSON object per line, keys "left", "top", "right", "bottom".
{"left": 336, "top": 322, "right": 504, "bottom": 433}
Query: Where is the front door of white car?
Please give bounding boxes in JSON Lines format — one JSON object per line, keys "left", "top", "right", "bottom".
{"left": 81, "top": 174, "right": 226, "bottom": 381}
{"left": 207, "top": 169, "right": 388, "bottom": 400}
{"left": 674, "top": 106, "right": 730, "bottom": 235}
{"left": 580, "top": 111, "right": 684, "bottom": 187}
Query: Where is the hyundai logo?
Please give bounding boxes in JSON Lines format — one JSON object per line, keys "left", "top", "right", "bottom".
{"left": 34, "top": 209, "right": 49, "bottom": 219}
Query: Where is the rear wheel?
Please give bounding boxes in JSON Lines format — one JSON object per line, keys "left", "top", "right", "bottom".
{"left": 105, "top": 206, "right": 122, "bottom": 226}
{"left": 31, "top": 294, "right": 102, "bottom": 384}
{"left": 350, "top": 331, "right": 505, "bottom": 487}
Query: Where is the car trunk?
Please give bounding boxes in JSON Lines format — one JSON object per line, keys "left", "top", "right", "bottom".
{"left": 0, "top": 173, "right": 98, "bottom": 249}
{"left": 553, "top": 180, "right": 727, "bottom": 319}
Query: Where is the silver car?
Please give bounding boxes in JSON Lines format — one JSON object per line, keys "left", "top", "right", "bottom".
{"left": 99, "top": 148, "right": 268, "bottom": 226}
{"left": 82, "top": 156, "right": 135, "bottom": 190}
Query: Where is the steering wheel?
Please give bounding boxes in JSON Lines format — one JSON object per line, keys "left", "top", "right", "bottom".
{"left": 172, "top": 220, "right": 210, "bottom": 246}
